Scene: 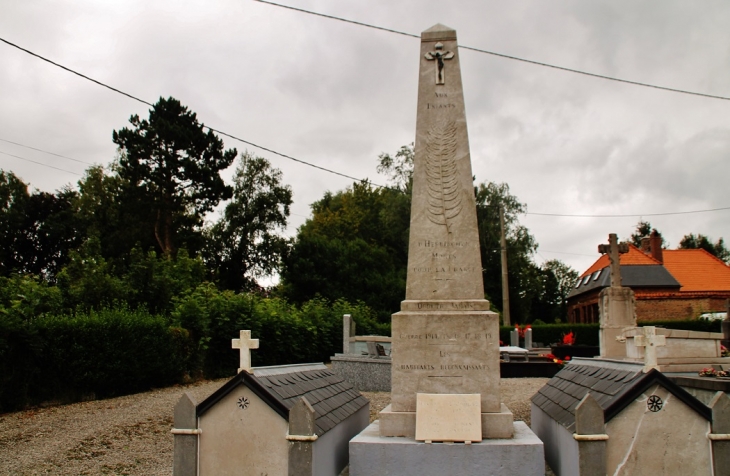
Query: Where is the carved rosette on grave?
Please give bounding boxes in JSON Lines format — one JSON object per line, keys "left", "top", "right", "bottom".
{"left": 379, "top": 24, "right": 512, "bottom": 440}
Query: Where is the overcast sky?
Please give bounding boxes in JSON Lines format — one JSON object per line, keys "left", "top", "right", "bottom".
{"left": 1, "top": 0, "right": 729, "bottom": 277}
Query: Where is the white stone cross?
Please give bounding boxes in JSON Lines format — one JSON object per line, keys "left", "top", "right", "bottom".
{"left": 598, "top": 233, "right": 629, "bottom": 288}
{"left": 634, "top": 326, "right": 666, "bottom": 372}
{"left": 232, "top": 330, "right": 259, "bottom": 374}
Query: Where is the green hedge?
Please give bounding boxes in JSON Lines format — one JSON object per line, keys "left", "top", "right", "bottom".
{"left": 171, "top": 285, "right": 388, "bottom": 378}
{"left": 0, "top": 308, "right": 192, "bottom": 413}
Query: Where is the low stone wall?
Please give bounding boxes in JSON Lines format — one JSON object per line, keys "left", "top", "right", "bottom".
{"left": 330, "top": 355, "right": 391, "bottom": 392}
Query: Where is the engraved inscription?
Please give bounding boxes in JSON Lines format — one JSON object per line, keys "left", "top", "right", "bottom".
{"left": 417, "top": 240, "right": 468, "bottom": 247}
{"left": 426, "top": 103, "right": 456, "bottom": 109}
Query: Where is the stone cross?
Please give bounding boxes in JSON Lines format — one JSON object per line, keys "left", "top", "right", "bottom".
{"left": 598, "top": 233, "right": 629, "bottom": 288}
{"left": 424, "top": 42, "right": 454, "bottom": 84}
{"left": 634, "top": 326, "right": 665, "bottom": 372}
{"left": 232, "top": 330, "right": 259, "bottom": 374}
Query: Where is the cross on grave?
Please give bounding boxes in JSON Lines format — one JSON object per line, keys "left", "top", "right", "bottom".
{"left": 598, "top": 233, "right": 629, "bottom": 288}
{"left": 232, "top": 330, "right": 259, "bottom": 374}
{"left": 633, "top": 326, "right": 666, "bottom": 372}
{"left": 424, "top": 42, "right": 454, "bottom": 85}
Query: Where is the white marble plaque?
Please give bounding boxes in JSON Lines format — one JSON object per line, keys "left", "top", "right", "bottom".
{"left": 415, "top": 393, "right": 482, "bottom": 443}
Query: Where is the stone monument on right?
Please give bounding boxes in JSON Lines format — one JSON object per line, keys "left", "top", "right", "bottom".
{"left": 349, "top": 23, "right": 544, "bottom": 476}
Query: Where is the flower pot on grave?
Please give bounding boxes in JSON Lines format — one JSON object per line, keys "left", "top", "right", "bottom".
{"left": 550, "top": 345, "right": 599, "bottom": 360}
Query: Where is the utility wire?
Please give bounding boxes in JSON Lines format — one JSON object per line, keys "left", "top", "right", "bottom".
{"left": 0, "top": 38, "right": 154, "bottom": 106}
{"left": 0, "top": 138, "right": 94, "bottom": 165}
{"left": 0, "top": 35, "right": 387, "bottom": 189}
{"left": 2, "top": 35, "right": 728, "bottom": 218}
{"left": 255, "top": 0, "right": 730, "bottom": 102}
{"left": 0, "top": 150, "right": 81, "bottom": 176}
{"left": 526, "top": 206, "right": 730, "bottom": 218}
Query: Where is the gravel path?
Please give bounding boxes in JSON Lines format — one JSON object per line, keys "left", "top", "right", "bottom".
{"left": 0, "top": 378, "right": 550, "bottom": 475}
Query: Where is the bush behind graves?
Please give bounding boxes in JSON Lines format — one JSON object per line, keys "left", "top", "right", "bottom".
{"left": 0, "top": 307, "right": 193, "bottom": 412}
{"left": 171, "top": 285, "right": 388, "bottom": 378}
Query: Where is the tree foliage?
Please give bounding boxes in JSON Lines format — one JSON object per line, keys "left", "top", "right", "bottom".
{"left": 203, "top": 153, "right": 293, "bottom": 291}
{"left": 0, "top": 171, "right": 83, "bottom": 281}
{"left": 112, "top": 97, "right": 237, "bottom": 256}
{"left": 280, "top": 181, "right": 409, "bottom": 321}
{"left": 679, "top": 233, "right": 730, "bottom": 263}
{"left": 281, "top": 146, "right": 577, "bottom": 324}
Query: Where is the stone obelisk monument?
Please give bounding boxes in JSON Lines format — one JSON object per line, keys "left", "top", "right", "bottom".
{"left": 349, "top": 25, "right": 544, "bottom": 476}
{"left": 378, "top": 23, "right": 512, "bottom": 439}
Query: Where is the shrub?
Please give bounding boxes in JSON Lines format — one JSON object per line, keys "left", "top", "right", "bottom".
{"left": 0, "top": 307, "right": 192, "bottom": 413}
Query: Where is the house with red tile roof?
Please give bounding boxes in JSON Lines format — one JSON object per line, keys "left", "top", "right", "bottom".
{"left": 567, "top": 231, "right": 730, "bottom": 323}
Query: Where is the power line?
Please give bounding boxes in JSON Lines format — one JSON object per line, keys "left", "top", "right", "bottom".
{"left": 0, "top": 138, "right": 94, "bottom": 166}
{"left": 255, "top": 0, "right": 730, "bottom": 102}
{"left": 2, "top": 34, "right": 728, "bottom": 219}
{"left": 526, "top": 206, "right": 730, "bottom": 218}
{"left": 0, "top": 36, "right": 385, "bottom": 188}
{"left": 0, "top": 38, "right": 153, "bottom": 106}
{"left": 0, "top": 150, "right": 81, "bottom": 176}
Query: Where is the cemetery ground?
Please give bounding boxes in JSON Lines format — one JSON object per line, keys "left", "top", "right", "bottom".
{"left": 0, "top": 377, "right": 551, "bottom": 475}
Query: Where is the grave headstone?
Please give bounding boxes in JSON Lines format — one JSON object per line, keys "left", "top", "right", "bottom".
{"left": 525, "top": 328, "right": 533, "bottom": 350}
{"left": 597, "top": 233, "right": 636, "bottom": 358}
{"left": 231, "top": 329, "right": 259, "bottom": 373}
{"left": 722, "top": 299, "right": 730, "bottom": 349}
{"left": 510, "top": 329, "right": 519, "bottom": 347}
{"left": 343, "top": 314, "right": 356, "bottom": 354}
{"left": 632, "top": 326, "right": 666, "bottom": 372}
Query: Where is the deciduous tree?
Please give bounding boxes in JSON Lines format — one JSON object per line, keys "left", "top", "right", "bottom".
{"left": 204, "top": 153, "right": 293, "bottom": 291}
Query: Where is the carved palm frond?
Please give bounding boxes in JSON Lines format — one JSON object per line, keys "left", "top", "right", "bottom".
{"left": 425, "top": 119, "right": 461, "bottom": 233}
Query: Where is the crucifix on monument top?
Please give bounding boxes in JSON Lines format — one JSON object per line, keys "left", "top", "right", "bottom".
{"left": 597, "top": 233, "right": 629, "bottom": 287}
{"left": 232, "top": 330, "right": 259, "bottom": 374}
{"left": 424, "top": 42, "right": 454, "bottom": 85}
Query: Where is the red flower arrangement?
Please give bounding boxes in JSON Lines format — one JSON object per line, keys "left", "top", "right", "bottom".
{"left": 540, "top": 353, "right": 571, "bottom": 366}
{"left": 514, "top": 324, "right": 532, "bottom": 338}
{"left": 562, "top": 331, "right": 576, "bottom": 345}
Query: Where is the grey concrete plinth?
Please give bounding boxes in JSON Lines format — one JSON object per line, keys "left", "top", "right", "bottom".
{"left": 349, "top": 421, "right": 544, "bottom": 476}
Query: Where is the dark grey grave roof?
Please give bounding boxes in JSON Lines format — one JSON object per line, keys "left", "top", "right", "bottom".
{"left": 531, "top": 358, "right": 711, "bottom": 432}
{"left": 567, "top": 265, "right": 681, "bottom": 299}
{"left": 197, "top": 363, "right": 369, "bottom": 436}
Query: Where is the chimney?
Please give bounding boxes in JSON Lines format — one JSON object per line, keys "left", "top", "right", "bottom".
{"left": 649, "top": 229, "right": 663, "bottom": 263}
{"left": 640, "top": 236, "right": 651, "bottom": 253}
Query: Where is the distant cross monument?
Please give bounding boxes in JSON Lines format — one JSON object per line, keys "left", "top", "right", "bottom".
{"left": 597, "top": 233, "right": 629, "bottom": 287}
{"left": 424, "top": 42, "right": 454, "bottom": 85}
{"left": 597, "top": 233, "right": 636, "bottom": 358}
{"left": 232, "top": 330, "right": 259, "bottom": 374}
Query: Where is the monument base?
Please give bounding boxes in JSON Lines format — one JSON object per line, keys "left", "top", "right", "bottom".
{"left": 378, "top": 403, "right": 514, "bottom": 439}
{"left": 349, "top": 420, "right": 544, "bottom": 476}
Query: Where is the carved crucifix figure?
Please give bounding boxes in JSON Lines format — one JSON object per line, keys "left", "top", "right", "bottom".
{"left": 232, "top": 330, "right": 259, "bottom": 374}
{"left": 425, "top": 42, "right": 454, "bottom": 85}
{"left": 634, "top": 326, "right": 666, "bottom": 372}
{"left": 598, "top": 233, "right": 629, "bottom": 288}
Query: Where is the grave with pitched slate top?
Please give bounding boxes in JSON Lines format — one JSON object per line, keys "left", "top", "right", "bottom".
{"left": 172, "top": 331, "right": 369, "bottom": 476}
